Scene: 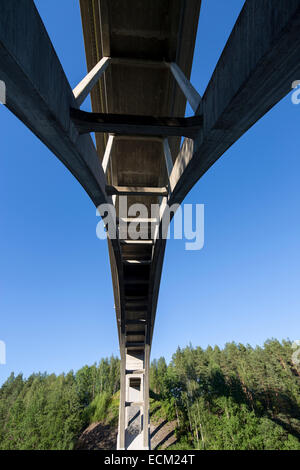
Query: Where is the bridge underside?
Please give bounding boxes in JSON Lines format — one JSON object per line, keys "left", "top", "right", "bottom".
{"left": 1, "top": 0, "right": 300, "bottom": 451}
{"left": 79, "top": 0, "right": 200, "bottom": 449}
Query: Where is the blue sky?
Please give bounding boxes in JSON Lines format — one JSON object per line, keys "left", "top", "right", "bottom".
{"left": 0, "top": 0, "right": 299, "bottom": 385}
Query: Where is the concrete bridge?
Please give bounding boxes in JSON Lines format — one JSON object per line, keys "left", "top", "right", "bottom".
{"left": 1, "top": 0, "right": 300, "bottom": 450}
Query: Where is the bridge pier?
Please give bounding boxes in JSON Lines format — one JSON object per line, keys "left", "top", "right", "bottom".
{"left": 117, "top": 344, "right": 150, "bottom": 450}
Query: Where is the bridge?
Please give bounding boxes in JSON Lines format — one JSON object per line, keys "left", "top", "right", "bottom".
{"left": 1, "top": 0, "right": 300, "bottom": 450}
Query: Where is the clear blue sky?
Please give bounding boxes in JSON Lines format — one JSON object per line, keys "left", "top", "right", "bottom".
{"left": 1, "top": 0, "right": 299, "bottom": 385}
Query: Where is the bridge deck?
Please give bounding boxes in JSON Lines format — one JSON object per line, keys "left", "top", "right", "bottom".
{"left": 79, "top": 0, "right": 200, "bottom": 449}
{"left": 79, "top": 0, "right": 200, "bottom": 358}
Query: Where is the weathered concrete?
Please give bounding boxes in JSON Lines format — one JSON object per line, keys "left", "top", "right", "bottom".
{"left": 167, "top": 62, "right": 202, "bottom": 113}
{"left": 79, "top": 1, "right": 201, "bottom": 449}
{"left": 117, "top": 348, "right": 150, "bottom": 449}
{"left": 73, "top": 56, "right": 111, "bottom": 107}
{"left": 70, "top": 108, "right": 203, "bottom": 138}
{"left": 102, "top": 134, "right": 114, "bottom": 176}
{"left": 0, "top": 0, "right": 105, "bottom": 207}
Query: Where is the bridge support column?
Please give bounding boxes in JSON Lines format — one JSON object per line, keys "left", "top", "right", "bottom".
{"left": 117, "top": 339, "right": 126, "bottom": 450}
{"left": 143, "top": 343, "right": 150, "bottom": 449}
{"left": 117, "top": 344, "right": 150, "bottom": 450}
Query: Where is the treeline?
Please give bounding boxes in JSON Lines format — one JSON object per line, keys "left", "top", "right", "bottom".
{"left": 150, "top": 340, "right": 300, "bottom": 450}
{"left": 0, "top": 357, "right": 120, "bottom": 450}
{"left": 0, "top": 340, "right": 299, "bottom": 450}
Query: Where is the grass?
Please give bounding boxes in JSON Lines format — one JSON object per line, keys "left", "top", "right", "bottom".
{"left": 84, "top": 391, "right": 120, "bottom": 426}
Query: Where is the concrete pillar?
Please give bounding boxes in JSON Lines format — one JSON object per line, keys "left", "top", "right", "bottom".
{"left": 117, "top": 345, "right": 150, "bottom": 450}
{"left": 117, "top": 340, "right": 126, "bottom": 450}
{"left": 143, "top": 343, "right": 150, "bottom": 449}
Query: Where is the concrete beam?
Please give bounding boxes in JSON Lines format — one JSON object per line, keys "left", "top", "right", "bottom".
{"left": 110, "top": 58, "right": 166, "bottom": 68}
{"left": 163, "top": 138, "right": 174, "bottom": 192}
{"left": 70, "top": 108, "right": 203, "bottom": 139}
{"left": 123, "top": 260, "right": 151, "bottom": 265}
{"left": 73, "top": 56, "right": 111, "bottom": 107}
{"left": 169, "top": 0, "right": 300, "bottom": 207}
{"left": 143, "top": 343, "right": 150, "bottom": 449}
{"left": 102, "top": 134, "right": 114, "bottom": 176}
{"left": 167, "top": 62, "right": 202, "bottom": 114}
{"left": 121, "top": 240, "right": 153, "bottom": 246}
{"left": 0, "top": 0, "right": 126, "bottom": 345}
{"left": 106, "top": 185, "right": 168, "bottom": 197}
{"left": 117, "top": 339, "right": 126, "bottom": 450}
{"left": 148, "top": 0, "right": 300, "bottom": 348}
{"left": 0, "top": 0, "right": 106, "bottom": 209}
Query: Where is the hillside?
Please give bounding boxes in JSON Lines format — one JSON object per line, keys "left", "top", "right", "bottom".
{"left": 75, "top": 394, "right": 177, "bottom": 450}
{"left": 0, "top": 340, "right": 299, "bottom": 450}
{"left": 75, "top": 412, "right": 177, "bottom": 450}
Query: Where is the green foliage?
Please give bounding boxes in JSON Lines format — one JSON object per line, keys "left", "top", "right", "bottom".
{"left": 85, "top": 391, "right": 112, "bottom": 423}
{"left": 0, "top": 340, "right": 299, "bottom": 450}
{"left": 168, "top": 437, "right": 195, "bottom": 450}
{"left": 84, "top": 390, "right": 120, "bottom": 426}
{"left": 150, "top": 339, "right": 300, "bottom": 450}
{"left": 0, "top": 356, "right": 120, "bottom": 450}
{"left": 106, "top": 391, "right": 120, "bottom": 426}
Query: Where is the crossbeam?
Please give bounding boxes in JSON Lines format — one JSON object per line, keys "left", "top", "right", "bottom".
{"left": 106, "top": 185, "right": 168, "bottom": 197}
{"left": 126, "top": 320, "right": 147, "bottom": 325}
{"left": 70, "top": 108, "right": 203, "bottom": 139}
{"left": 121, "top": 240, "right": 153, "bottom": 245}
{"left": 122, "top": 260, "right": 151, "bottom": 265}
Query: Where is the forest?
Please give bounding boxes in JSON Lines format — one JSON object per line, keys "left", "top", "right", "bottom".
{"left": 0, "top": 339, "right": 299, "bottom": 450}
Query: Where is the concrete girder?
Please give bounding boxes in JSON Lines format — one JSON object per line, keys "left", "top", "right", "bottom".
{"left": 70, "top": 108, "right": 204, "bottom": 139}
{"left": 0, "top": 0, "right": 104, "bottom": 208}
{"left": 148, "top": 0, "right": 300, "bottom": 346}
{"left": 169, "top": 0, "right": 300, "bottom": 207}
{"left": 0, "top": 0, "right": 125, "bottom": 342}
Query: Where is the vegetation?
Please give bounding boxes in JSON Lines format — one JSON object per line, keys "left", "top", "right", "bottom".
{"left": 0, "top": 356, "right": 119, "bottom": 450}
{"left": 0, "top": 340, "right": 299, "bottom": 450}
{"left": 150, "top": 340, "right": 300, "bottom": 450}
{"left": 84, "top": 391, "right": 120, "bottom": 427}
